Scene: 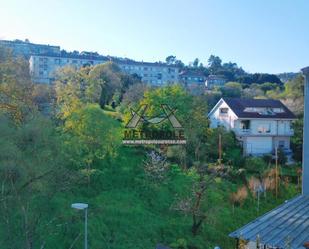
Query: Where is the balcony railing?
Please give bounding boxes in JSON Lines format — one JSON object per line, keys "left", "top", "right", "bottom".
{"left": 234, "top": 128, "right": 294, "bottom": 136}
{"left": 234, "top": 128, "right": 251, "bottom": 135}
{"left": 278, "top": 129, "right": 294, "bottom": 136}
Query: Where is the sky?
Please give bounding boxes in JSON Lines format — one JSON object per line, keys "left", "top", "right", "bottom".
{"left": 0, "top": 0, "right": 308, "bottom": 74}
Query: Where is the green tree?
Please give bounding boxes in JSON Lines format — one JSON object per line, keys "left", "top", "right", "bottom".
{"left": 0, "top": 47, "right": 35, "bottom": 124}
{"left": 0, "top": 114, "right": 74, "bottom": 249}
{"left": 220, "top": 82, "right": 242, "bottom": 98}
{"left": 208, "top": 55, "right": 222, "bottom": 74}
{"left": 166, "top": 55, "right": 176, "bottom": 65}
{"left": 63, "top": 104, "right": 120, "bottom": 181}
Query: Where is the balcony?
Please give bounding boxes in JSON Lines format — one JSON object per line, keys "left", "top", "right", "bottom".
{"left": 234, "top": 128, "right": 252, "bottom": 135}
{"left": 278, "top": 129, "right": 294, "bottom": 136}
{"left": 234, "top": 128, "right": 294, "bottom": 136}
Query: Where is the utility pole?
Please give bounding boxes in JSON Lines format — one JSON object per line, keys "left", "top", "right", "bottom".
{"left": 218, "top": 134, "right": 222, "bottom": 165}
{"left": 275, "top": 146, "right": 279, "bottom": 199}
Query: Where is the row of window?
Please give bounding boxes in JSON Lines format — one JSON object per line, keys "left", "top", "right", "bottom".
{"left": 142, "top": 73, "right": 175, "bottom": 79}
{"left": 183, "top": 76, "right": 205, "bottom": 81}
{"left": 121, "top": 65, "right": 178, "bottom": 73}
{"left": 36, "top": 57, "right": 99, "bottom": 65}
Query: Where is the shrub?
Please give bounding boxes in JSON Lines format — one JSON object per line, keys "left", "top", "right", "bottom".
{"left": 230, "top": 185, "right": 248, "bottom": 207}
{"left": 244, "top": 157, "right": 268, "bottom": 175}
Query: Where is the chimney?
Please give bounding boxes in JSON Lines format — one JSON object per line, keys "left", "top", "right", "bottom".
{"left": 301, "top": 66, "right": 309, "bottom": 195}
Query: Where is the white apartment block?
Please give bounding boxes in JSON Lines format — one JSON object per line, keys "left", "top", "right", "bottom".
{"left": 118, "top": 61, "right": 179, "bottom": 86}
{"left": 29, "top": 54, "right": 107, "bottom": 84}
{"left": 29, "top": 54, "right": 179, "bottom": 85}
{"left": 208, "top": 98, "right": 296, "bottom": 157}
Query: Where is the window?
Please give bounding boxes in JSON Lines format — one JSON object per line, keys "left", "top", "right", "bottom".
{"left": 258, "top": 123, "right": 271, "bottom": 133}
{"left": 278, "top": 140, "right": 285, "bottom": 148}
{"left": 220, "top": 108, "right": 228, "bottom": 114}
{"left": 240, "top": 120, "right": 250, "bottom": 130}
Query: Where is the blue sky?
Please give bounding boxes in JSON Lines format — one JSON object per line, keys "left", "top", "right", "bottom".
{"left": 0, "top": 0, "right": 308, "bottom": 73}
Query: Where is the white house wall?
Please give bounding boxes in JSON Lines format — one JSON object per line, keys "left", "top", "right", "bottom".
{"left": 245, "top": 137, "right": 273, "bottom": 155}
{"left": 208, "top": 99, "right": 295, "bottom": 156}
{"left": 209, "top": 100, "right": 238, "bottom": 130}
{"left": 234, "top": 119, "right": 293, "bottom": 136}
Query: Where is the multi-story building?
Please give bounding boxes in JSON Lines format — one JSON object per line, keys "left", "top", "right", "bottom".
{"left": 179, "top": 70, "right": 207, "bottom": 94}
{"left": 205, "top": 74, "right": 227, "bottom": 88}
{"left": 2, "top": 39, "right": 179, "bottom": 85}
{"left": 0, "top": 39, "right": 60, "bottom": 58}
{"left": 179, "top": 70, "right": 207, "bottom": 86}
{"left": 29, "top": 53, "right": 108, "bottom": 84}
{"left": 208, "top": 98, "right": 296, "bottom": 157}
{"left": 30, "top": 54, "right": 179, "bottom": 85}
{"left": 117, "top": 59, "right": 179, "bottom": 86}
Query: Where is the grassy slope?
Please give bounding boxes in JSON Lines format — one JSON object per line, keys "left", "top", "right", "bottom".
{"left": 49, "top": 145, "right": 299, "bottom": 249}
{"left": 42, "top": 109, "right": 299, "bottom": 249}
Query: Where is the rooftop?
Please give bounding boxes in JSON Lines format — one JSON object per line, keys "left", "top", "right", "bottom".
{"left": 229, "top": 195, "right": 309, "bottom": 249}
{"left": 223, "top": 98, "right": 296, "bottom": 119}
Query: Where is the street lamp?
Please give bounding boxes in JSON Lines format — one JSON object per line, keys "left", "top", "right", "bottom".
{"left": 71, "top": 203, "right": 88, "bottom": 249}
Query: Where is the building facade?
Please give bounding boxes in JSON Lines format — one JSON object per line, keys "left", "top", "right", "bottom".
{"left": 208, "top": 98, "right": 296, "bottom": 157}
{"left": 30, "top": 54, "right": 179, "bottom": 85}
{"left": 29, "top": 53, "right": 107, "bottom": 84}
{"left": 205, "top": 75, "right": 227, "bottom": 88}
{"left": 2, "top": 39, "right": 180, "bottom": 85}
{"left": 178, "top": 70, "right": 207, "bottom": 94}
{"left": 0, "top": 39, "right": 60, "bottom": 58}
{"left": 117, "top": 60, "right": 179, "bottom": 86}
{"left": 179, "top": 71, "right": 207, "bottom": 86}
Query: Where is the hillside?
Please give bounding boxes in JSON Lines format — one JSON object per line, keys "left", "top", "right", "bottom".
{"left": 0, "top": 47, "right": 302, "bottom": 249}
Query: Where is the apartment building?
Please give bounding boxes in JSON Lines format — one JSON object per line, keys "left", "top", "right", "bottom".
{"left": 205, "top": 75, "right": 227, "bottom": 88}
{"left": 1, "top": 39, "right": 180, "bottom": 85}
{"left": 29, "top": 53, "right": 108, "bottom": 84}
{"left": 29, "top": 54, "right": 179, "bottom": 85}
{"left": 117, "top": 60, "right": 179, "bottom": 85}
{"left": 0, "top": 39, "right": 60, "bottom": 58}
{"left": 179, "top": 70, "right": 207, "bottom": 86}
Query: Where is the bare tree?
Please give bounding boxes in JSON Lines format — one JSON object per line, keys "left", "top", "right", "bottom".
{"left": 172, "top": 164, "right": 226, "bottom": 236}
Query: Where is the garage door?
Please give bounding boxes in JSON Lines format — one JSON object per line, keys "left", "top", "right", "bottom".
{"left": 246, "top": 137, "right": 272, "bottom": 155}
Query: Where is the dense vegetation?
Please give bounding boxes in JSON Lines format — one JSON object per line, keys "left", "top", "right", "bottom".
{"left": 0, "top": 47, "right": 303, "bottom": 249}
{"left": 166, "top": 54, "right": 283, "bottom": 85}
